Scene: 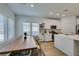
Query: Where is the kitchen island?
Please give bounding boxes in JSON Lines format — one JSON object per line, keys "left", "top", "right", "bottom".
{"left": 54, "top": 34, "right": 79, "bottom": 56}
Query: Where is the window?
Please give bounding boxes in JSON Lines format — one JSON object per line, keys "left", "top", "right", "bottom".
{"left": 32, "top": 23, "right": 39, "bottom": 36}
{"left": 0, "top": 14, "right": 15, "bottom": 44}
{"left": 23, "top": 23, "right": 39, "bottom": 36}
{"left": 23, "top": 23, "right": 30, "bottom": 36}
{"left": 0, "top": 15, "right": 5, "bottom": 43}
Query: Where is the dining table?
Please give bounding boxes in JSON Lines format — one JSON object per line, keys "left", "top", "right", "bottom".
{"left": 0, "top": 36, "right": 37, "bottom": 53}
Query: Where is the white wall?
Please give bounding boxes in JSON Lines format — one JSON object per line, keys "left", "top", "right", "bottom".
{"left": 43, "top": 19, "right": 61, "bottom": 29}
{"left": 15, "top": 15, "right": 61, "bottom": 38}
{"left": 0, "top": 4, "right": 14, "bottom": 19}
{"left": 61, "top": 16, "right": 76, "bottom": 34}
{"left": 0, "top": 4, "right": 15, "bottom": 40}
{"left": 8, "top": 18, "right": 15, "bottom": 40}
{"left": 15, "top": 15, "right": 45, "bottom": 37}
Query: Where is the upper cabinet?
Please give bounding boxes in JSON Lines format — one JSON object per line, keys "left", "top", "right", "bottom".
{"left": 61, "top": 16, "right": 76, "bottom": 34}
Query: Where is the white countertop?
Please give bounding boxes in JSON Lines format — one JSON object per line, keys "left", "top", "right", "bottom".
{"left": 55, "top": 34, "right": 79, "bottom": 41}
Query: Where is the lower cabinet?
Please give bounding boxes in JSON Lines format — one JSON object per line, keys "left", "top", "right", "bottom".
{"left": 44, "top": 33, "right": 52, "bottom": 41}
{"left": 54, "top": 35, "right": 74, "bottom": 56}
{"left": 62, "top": 37, "right": 74, "bottom": 56}
{"left": 54, "top": 35, "right": 62, "bottom": 51}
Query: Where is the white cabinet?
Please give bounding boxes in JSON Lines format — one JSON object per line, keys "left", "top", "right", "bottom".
{"left": 44, "top": 30, "right": 52, "bottom": 41}
{"left": 54, "top": 35, "right": 74, "bottom": 56}
{"left": 61, "top": 16, "right": 76, "bottom": 34}
{"left": 54, "top": 35, "right": 62, "bottom": 50}
{"left": 61, "top": 37, "right": 74, "bottom": 55}
{"left": 44, "top": 33, "right": 52, "bottom": 41}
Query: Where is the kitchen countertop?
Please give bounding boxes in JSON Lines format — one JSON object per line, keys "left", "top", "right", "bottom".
{"left": 54, "top": 34, "right": 79, "bottom": 41}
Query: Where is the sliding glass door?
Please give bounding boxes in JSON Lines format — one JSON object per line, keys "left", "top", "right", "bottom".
{"left": 23, "top": 23, "right": 30, "bottom": 36}
{"left": 23, "top": 22, "right": 39, "bottom": 36}
{"left": 0, "top": 15, "right": 5, "bottom": 43}
{"left": 32, "top": 23, "right": 39, "bottom": 36}
{"left": 0, "top": 14, "right": 15, "bottom": 44}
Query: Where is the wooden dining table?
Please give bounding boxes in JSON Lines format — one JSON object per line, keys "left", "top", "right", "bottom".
{"left": 0, "top": 36, "right": 37, "bottom": 53}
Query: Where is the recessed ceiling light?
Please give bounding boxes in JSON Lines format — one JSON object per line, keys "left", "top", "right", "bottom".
{"left": 30, "top": 4, "right": 34, "bottom": 7}
{"left": 57, "top": 13, "right": 59, "bottom": 16}
{"left": 49, "top": 12, "right": 53, "bottom": 15}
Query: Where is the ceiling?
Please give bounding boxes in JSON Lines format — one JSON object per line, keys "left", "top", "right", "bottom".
{"left": 7, "top": 3, "right": 79, "bottom": 19}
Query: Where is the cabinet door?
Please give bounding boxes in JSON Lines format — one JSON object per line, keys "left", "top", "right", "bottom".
{"left": 54, "top": 35, "right": 74, "bottom": 56}
{"left": 62, "top": 37, "right": 74, "bottom": 56}
{"left": 54, "top": 35, "right": 62, "bottom": 50}
{"left": 45, "top": 32, "right": 52, "bottom": 41}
